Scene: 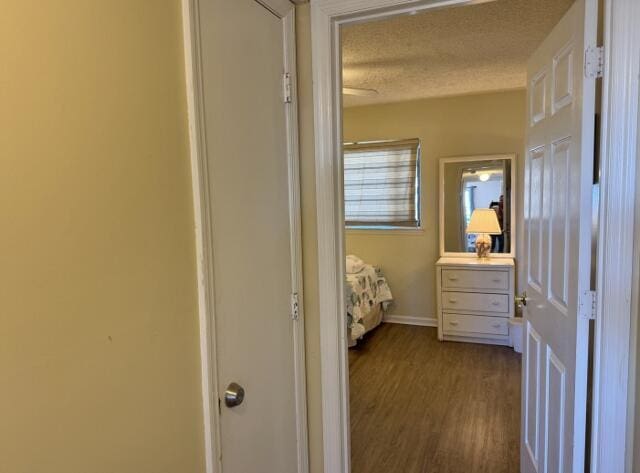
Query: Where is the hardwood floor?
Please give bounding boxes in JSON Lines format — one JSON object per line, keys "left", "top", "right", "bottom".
{"left": 349, "top": 323, "right": 521, "bottom": 473}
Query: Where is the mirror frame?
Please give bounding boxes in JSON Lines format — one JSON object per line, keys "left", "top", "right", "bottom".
{"left": 439, "top": 153, "right": 516, "bottom": 258}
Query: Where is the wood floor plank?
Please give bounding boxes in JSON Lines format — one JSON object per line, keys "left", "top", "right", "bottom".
{"left": 349, "top": 323, "right": 521, "bottom": 473}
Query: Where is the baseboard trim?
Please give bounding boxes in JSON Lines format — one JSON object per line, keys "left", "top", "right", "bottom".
{"left": 383, "top": 315, "right": 438, "bottom": 327}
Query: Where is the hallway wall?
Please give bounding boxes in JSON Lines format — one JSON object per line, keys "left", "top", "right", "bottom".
{"left": 0, "top": 1, "right": 205, "bottom": 471}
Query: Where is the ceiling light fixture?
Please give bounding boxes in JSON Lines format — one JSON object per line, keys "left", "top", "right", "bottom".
{"left": 479, "top": 173, "right": 490, "bottom": 182}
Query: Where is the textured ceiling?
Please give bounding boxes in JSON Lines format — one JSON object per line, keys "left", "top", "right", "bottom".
{"left": 341, "top": 0, "right": 574, "bottom": 107}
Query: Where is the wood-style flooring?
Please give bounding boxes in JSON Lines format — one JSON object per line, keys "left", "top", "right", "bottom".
{"left": 349, "top": 323, "right": 521, "bottom": 473}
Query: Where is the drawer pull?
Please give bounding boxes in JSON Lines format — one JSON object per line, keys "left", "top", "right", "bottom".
{"left": 448, "top": 298, "right": 458, "bottom": 303}
{"left": 448, "top": 276, "right": 459, "bottom": 281}
{"left": 491, "top": 301, "right": 501, "bottom": 306}
{"left": 449, "top": 321, "right": 459, "bottom": 326}
{"left": 492, "top": 278, "right": 502, "bottom": 283}
{"left": 491, "top": 323, "right": 502, "bottom": 329}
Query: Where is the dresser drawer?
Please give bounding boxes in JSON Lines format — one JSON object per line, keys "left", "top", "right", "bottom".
{"left": 441, "top": 269, "right": 509, "bottom": 291}
{"left": 441, "top": 291, "right": 510, "bottom": 313}
{"left": 442, "top": 313, "right": 509, "bottom": 336}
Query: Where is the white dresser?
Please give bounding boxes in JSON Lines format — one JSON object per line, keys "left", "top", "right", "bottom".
{"left": 436, "top": 257, "right": 515, "bottom": 346}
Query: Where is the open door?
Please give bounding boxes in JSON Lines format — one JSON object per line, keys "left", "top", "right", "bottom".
{"left": 521, "top": 0, "right": 597, "bottom": 472}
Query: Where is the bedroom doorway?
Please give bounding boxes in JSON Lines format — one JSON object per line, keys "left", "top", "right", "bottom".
{"left": 339, "top": 3, "right": 558, "bottom": 471}
{"left": 325, "top": 0, "right": 612, "bottom": 473}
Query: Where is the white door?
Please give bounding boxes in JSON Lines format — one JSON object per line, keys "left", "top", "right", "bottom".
{"left": 521, "top": 0, "right": 597, "bottom": 472}
{"left": 197, "top": 1, "right": 303, "bottom": 472}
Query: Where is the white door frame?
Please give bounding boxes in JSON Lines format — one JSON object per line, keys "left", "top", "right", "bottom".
{"left": 181, "top": 1, "right": 309, "bottom": 473}
{"left": 310, "top": 1, "right": 640, "bottom": 472}
{"left": 590, "top": 0, "right": 640, "bottom": 471}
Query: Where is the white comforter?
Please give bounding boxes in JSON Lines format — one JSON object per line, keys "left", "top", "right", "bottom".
{"left": 346, "top": 262, "right": 393, "bottom": 340}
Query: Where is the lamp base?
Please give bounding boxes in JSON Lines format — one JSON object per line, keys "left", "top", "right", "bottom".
{"left": 475, "top": 233, "right": 492, "bottom": 258}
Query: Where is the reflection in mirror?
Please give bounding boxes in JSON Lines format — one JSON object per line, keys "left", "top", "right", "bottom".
{"left": 442, "top": 158, "right": 512, "bottom": 254}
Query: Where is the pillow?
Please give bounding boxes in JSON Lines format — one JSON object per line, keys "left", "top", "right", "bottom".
{"left": 346, "top": 254, "right": 365, "bottom": 274}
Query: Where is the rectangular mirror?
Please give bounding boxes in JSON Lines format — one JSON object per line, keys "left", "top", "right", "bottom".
{"left": 439, "top": 154, "right": 516, "bottom": 257}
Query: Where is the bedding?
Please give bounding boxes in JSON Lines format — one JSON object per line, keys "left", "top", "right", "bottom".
{"left": 346, "top": 258, "right": 393, "bottom": 342}
{"left": 346, "top": 254, "right": 366, "bottom": 274}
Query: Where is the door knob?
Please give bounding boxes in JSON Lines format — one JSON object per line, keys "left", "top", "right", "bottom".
{"left": 224, "top": 382, "right": 245, "bottom": 408}
{"left": 515, "top": 292, "right": 529, "bottom": 307}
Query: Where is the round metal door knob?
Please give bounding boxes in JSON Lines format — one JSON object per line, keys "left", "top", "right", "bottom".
{"left": 515, "top": 291, "right": 529, "bottom": 307}
{"left": 224, "top": 382, "right": 245, "bottom": 408}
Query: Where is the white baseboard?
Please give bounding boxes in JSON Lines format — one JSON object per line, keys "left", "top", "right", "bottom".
{"left": 383, "top": 314, "right": 438, "bottom": 327}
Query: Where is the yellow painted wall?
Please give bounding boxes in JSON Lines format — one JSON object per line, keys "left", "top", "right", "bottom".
{"left": 344, "top": 91, "right": 526, "bottom": 319}
{"left": 0, "top": 1, "right": 205, "bottom": 472}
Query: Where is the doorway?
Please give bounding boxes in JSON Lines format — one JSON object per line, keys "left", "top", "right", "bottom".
{"left": 340, "top": 2, "right": 570, "bottom": 471}
{"left": 306, "top": 0, "right": 638, "bottom": 471}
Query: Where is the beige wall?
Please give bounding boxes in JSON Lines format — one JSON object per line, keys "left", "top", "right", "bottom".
{"left": 343, "top": 91, "right": 526, "bottom": 318}
{"left": 1, "top": 1, "right": 204, "bottom": 472}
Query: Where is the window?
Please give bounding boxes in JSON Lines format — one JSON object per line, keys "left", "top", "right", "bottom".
{"left": 343, "top": 139, "right": 421, "bottom": 228}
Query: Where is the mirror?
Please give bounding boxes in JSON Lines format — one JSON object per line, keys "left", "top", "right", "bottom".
{"left": 439, "top": 154, "right": 515, "bottom": 257}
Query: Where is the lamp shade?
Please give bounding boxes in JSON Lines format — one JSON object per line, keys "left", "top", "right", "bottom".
{"left": 466, "top": 208, "right": 501, "bottom": 234}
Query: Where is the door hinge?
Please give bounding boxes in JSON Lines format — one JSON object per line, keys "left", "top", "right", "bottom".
{"left": 584, "top": 46, "right": 604, "bottom": 79}
{"left": 283, "top": 72, "right": 292, "bottom": 103}
{"left": 579, "top": 289, "right": 597, "bottom": 320}
{"left": 290, "top": 292, "right": 300, "bottom": 320}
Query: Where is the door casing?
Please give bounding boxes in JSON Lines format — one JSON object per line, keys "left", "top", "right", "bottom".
{"left": 590, "top": 0, "right": 640, "bottom": 471}
{"left": 309, "top": 1, "right": 640, "bottom": 473}
{"left": 181, "top": 1, "right": 308, "bottom": 473}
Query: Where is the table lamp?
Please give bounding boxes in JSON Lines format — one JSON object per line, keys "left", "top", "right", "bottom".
{"left": 466, "top": 208, "right": 502, "bottom": 258}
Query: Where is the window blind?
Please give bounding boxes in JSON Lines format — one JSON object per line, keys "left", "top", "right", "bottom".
{"left": 343, "top": 139, "right": 420, "bottom": 227}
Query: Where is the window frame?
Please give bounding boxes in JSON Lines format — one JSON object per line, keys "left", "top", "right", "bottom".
{"left": 343, "top": 139, "right": 422, "bottom": 231}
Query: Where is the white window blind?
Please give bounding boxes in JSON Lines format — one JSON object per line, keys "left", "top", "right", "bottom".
{"left": 343, "top": 139, "right": 421, "bottom": 228}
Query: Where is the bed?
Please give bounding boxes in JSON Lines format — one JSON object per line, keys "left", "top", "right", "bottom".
{"left": 346, "top": 255, "right": 394, "bottom": 346}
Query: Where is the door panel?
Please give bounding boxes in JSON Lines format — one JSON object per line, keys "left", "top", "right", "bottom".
{"left": 525, "top": 322, "right": 542, "bottom": 470}
{"left": 545, "top": 348, "right": 567, "bottom": 473}
{"left": 527, "top": 146, "right": 545, "bottom": 292}
{"left": 521, "top": 0, "right": 597, "bottom": 472}
{"left": 198, "top": 0, "right": 298, "bottom": 472}
{"left": 548, "top": 137, "right": 571, "bottom": 313}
